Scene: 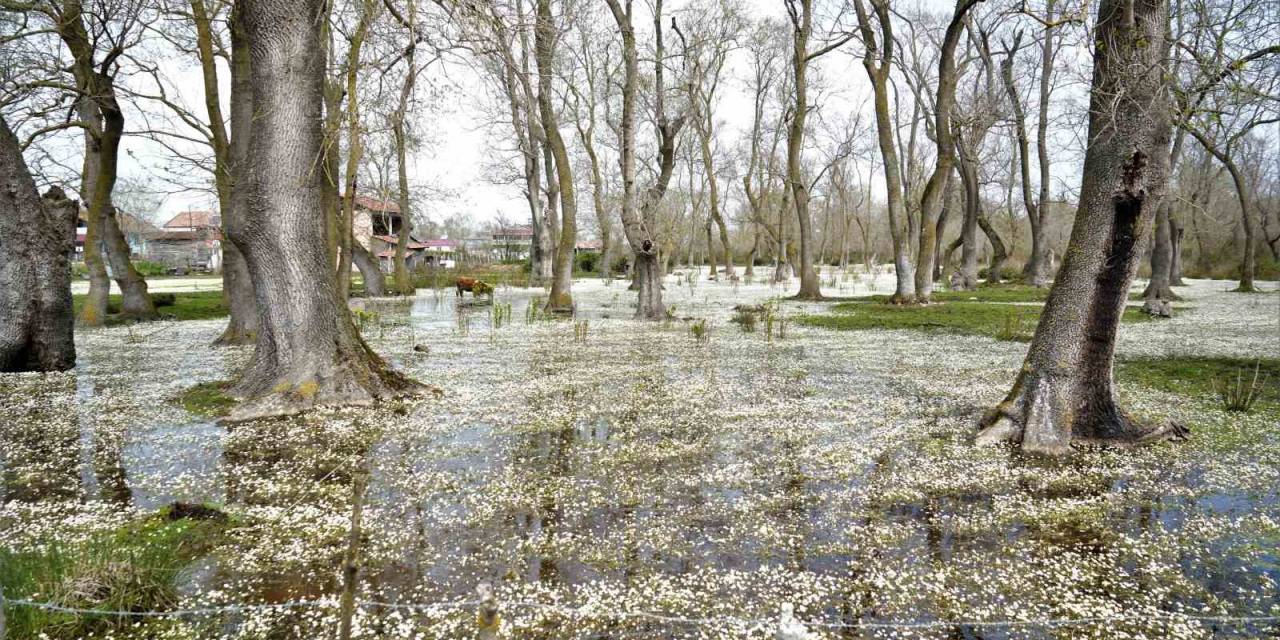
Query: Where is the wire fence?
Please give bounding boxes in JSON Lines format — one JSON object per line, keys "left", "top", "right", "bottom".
{"left": 3, "top": 585, "right": 1279, "bottom": 639}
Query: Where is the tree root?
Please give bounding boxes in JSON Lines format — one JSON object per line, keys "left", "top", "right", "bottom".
{"left": 224, "top": 356, "right": 439, "bottom": 422}
{"left": 976, "top": 374, "right": 1190, "bottom": 454}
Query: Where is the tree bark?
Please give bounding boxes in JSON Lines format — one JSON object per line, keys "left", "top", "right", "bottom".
{"left": 56, "top": 0, "right": 157, "bottom": 322}
{"left": 194, "top": 0, "right": 258, "bottom": 345}
{"left": 786, "top": 0, "right": 822, "bottom": 300}
{"left": 1, "top": 116, "right": 77, "bottom": 371}
{"left": 977, "top": 214, "right": 1008, "bottom": 284}
{"left": 978, "top": 0, "right": 1181, "bottom": 454}
{"left": 853, "top": 0, "right": 914, "bottom": 302}
{"left": 1141, "top": 201, "right": 1179, "bottom": 301}
{"left": 352, "top": 242, "right": 385, "bottom": 295}
{"left": 604, "top": 0, "right": 682, "bottom": 319}
{"left": 535, "top": 0, "right": 576, "bottom": 312}
{"left": 228, "top": 0, "right": 423, "bottom": 421}
{"left": 914, "top": 0, "right": 982, "bottom": 302}
{"left": 957, "top": 149, "right": 981, "bottom": 290}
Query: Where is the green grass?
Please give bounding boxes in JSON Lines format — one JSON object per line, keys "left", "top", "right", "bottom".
{"left": 868, "top": 283, "right": 1053, "bottom": 304}
{"left": 177, "top": 380, "right": 236, "bottom": 417}
{"left": 797, "top": 300, "right": 1150, "bottom": 342}
{"left": 0, "top": 507, "right": 229, "bottom": 639}
{"left": 1115, "top": 356, "right": 1280, "bottom": 408}
{"left": 72, "top": 290, "right": 227, "bottom": 323}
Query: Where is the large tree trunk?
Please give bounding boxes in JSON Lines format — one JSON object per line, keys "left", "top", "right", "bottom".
{"left": 1, "top": 117, "right": 77, "bottom": 371}
{"left": 853, "top": 0, "right": 914, "bottom": 303}
{"left": 977, "top": 0, "right": 1181, "bottom": 455}
{"left": 228, "top": 0, "right": 422, "bottom": 421}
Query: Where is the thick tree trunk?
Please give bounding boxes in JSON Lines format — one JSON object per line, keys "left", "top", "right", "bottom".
{"left": 914, "top": 0, "right": 977, "bottom": 302}
{"left": 978, "top": 0, "right": 1181, "bottom": 454}
{"left": 633, "top": 252, "right": 664, "bottom": 319}
{"left": 854, "top": 0, "right": 914, "bottom": 303}
{"left": 228, "top": 0, "right": 423, "bottom": 421}
{"left": 58, "top": 2, "right": 155, "bottom": 322}
{"left": 1, "top": 117, "right": 77, "bottom": 371}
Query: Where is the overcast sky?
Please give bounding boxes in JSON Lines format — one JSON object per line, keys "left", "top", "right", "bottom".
{"left": 94, "top": 0, "right": 1088, "bottom": 232}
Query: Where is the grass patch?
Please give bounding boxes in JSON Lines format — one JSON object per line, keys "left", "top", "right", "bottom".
{"left": 73, "top": 290, "right": 228, "bottom": 323}
{"left": 797, "top": 300, "right": 1150, "bottom": 342}
{"left": 870, "top": 283, "right": 1053, "bottom": 304}
{"left": 1115, "top": 356, "right": 1280, "bottom": 409}
{"left": 177, "top": 380, "right": 236, "bottom": 417}
{"left": 0, "top": 507, "right": 229, "bottom": 639}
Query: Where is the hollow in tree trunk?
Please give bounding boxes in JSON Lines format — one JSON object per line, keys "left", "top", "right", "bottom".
{"left": 228, "top": 0, "right": 424, "bottom": 421}
{"left": 977, "top": 0, "right": 1185, "bottom": 455}
{"left": 1, "top": 116, "right": 77, "bottom": 371}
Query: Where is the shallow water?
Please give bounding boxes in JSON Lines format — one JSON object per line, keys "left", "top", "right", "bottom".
{"left": 2, "top": 274, "right": 1278, "bottom": 639}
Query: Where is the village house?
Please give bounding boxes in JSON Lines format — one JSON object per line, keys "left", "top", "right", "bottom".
{"left": 490, "top": 225, "right": 534, "bottom": 261}
{"left": 148, "top": 210, "right": 223, "bottom": 272}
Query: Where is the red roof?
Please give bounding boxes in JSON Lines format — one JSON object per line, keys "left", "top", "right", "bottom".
{"left": 163, "top": 211, "right": 219, "bottom": 229}
{"left": 346, "top": 194, "right": 401, "bottom": 214}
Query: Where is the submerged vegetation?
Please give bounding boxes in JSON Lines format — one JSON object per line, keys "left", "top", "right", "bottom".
{"left": 2, "top": 277, "right": 1277, "bottom": 638}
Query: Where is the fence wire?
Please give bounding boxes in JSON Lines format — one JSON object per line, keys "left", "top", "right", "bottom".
{"left": 2, "top": 590, "right": 1279, "bottom": 637}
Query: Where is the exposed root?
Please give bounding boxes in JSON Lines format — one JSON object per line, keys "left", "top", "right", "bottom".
{"left": 976, "top": 372, "right": 1189, "bottom": 455}
{"left": 224, "top": 354, "right": 438, "bottom": 422}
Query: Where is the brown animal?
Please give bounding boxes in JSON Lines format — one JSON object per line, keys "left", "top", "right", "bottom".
{"left": 455, "top": 277, "right": 494, "bottom": 298}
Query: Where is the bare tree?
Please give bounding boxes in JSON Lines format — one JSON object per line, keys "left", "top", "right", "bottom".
{"left": 603, "top": 0, "right": 686, "bottom": 319}
{"left": 852, "top": 0, "right": 914, "bottom": 302}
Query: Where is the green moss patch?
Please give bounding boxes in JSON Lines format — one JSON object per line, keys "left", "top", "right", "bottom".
{"left": 73, "top": 290, "right": 228, "bottom": 323}
{"left": 177, "top": 380, "right": 237, "bottom": 417}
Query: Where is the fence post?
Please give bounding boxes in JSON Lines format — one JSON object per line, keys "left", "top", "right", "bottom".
{"left": 476, "top": 582, "right": 499, "bottom": 639}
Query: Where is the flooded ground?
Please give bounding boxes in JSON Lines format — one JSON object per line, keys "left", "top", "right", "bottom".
{"left": 2, "top": 272, "right": 1278, "bottom": 639}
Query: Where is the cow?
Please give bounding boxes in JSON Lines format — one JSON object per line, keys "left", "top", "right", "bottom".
{"left": 455, "top": 277, "right": 494, "bottom": 299}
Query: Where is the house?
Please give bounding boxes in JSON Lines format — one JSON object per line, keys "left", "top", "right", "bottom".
{"left": 491, "top": 225, "right": 534, "bottom": 261}
{"left": 147, "top": 210, "right": 223, "bottom": 272}
{"left": 374, "top": 236, "right": 460, "bottom": 271}
{"left": 74, "top": 209, "right": 158, "bottom": 261}
{"left": 347, "top": 194, "right": 404, "bottom": 250}
{"left": 575, "top": 239, "right": 602, "bottom": 254}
